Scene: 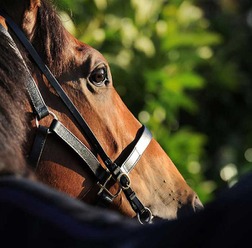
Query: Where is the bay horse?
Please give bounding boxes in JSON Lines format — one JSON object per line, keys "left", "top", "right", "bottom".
{"left": 0, "top": 0, "right": 203, "bottom": 223}
{"left": 1, "top": 7, "right": 252, "bottom": 247}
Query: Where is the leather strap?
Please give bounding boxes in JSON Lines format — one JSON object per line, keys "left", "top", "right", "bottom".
{"left": 49, "top": 119, "right": 111, "bottom": 184}
{"left": 0, "top": 22, "right": 49, "bottom": 119}
{"left": 28, "top": 125, "right": 49, "bottom": 169}
{"left": 49, "top": 119, "right": 116, "bottom": 205}
{"left": 120, "top": 126, "right": 152, "bottom": 174}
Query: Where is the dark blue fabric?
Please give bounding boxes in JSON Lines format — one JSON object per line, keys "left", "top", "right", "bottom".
{"left": 0, "top": 176, "right": 148, "bottom": 247}
{"left": 1, "top": 173, "right": 252, "bottom": 247}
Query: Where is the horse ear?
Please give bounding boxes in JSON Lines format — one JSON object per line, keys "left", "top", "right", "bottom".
{"left": 22, "top": 0, "right": 41, "bottom": 39}
{"left": 29, "top": 0, "right": 41, "bottom": 10}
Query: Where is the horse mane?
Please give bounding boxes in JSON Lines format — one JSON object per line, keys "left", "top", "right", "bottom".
{"left": 0, "top": 0, "right": 68, "bottom": 176}
{"left": 0, "top": 30, "right": 33, "bottom": 178}
{"left": 31, "top": 0, "right": 68, "bottom": 76}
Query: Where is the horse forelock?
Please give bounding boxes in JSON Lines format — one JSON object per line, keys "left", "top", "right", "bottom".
{"left": 32, "top": 0, "right": 68, "bottom": 77}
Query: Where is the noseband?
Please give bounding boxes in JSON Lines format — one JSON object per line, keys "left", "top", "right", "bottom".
{"left": 0, "top": 9, "right": 153, "bottom": 224}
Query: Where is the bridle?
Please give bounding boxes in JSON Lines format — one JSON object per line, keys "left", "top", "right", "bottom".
{"left": 0, "top": 9, "right": 154, "bottom": 224}
{"left": 0, "top": 9, "right": 153, "bottom": 225}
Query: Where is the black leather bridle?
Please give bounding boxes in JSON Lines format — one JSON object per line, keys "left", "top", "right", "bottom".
{"left": 0, "top": 9, "right": 154, "bottom": 224}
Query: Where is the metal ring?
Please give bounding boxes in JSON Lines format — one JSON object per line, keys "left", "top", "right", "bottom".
{"left": 35, "top": 110, "right": 58, "bottom": 128}
{"left": 137, "top": 207, "right": 153, "bottom": 225}
{"left": 117, "top": 173, "right": 131, "bottom": 190}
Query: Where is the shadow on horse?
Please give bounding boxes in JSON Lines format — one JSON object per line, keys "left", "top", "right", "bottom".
{"left": 0, "top": 0, "right": 203, "bottom": 224}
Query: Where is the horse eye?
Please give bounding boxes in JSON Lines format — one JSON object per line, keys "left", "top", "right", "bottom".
{"left": 89, "top": 67, "right": 108, "bottom": 86}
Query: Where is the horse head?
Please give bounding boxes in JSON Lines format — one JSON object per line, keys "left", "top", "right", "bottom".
{"left": 0, "top": 0, "right": 203, "bottom": 223}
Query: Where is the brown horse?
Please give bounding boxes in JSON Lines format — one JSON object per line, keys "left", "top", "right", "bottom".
{"left": 0, "top": 0, "right": 203, "bottom": 223}
{"left": 1, "top": 8, "right": 252, "bottom": 247}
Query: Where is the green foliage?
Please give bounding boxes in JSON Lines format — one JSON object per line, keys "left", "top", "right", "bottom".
{"left": 55, "top": 0, "right": 252, "bottom": 204}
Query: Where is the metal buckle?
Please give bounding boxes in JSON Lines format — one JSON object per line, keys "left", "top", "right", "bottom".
{"left": 137, "top": 207, "right": 153, "bottom": 225}
{"left": 97, "top": 173, "right": 122, "bottom": 200}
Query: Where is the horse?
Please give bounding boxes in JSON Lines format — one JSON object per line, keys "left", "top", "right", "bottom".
{"left": 0, "top": 18, "right": 142, "bottom": 245}
{"left": 1, "top": 10, "right": 252, "bottom": 248}
{"left": 0, "top": 0, "right": 203, "bottom": 223}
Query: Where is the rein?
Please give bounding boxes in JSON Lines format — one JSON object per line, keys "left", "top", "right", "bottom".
{"left": 0, "top": 9, "right": 153, "bottom": 224}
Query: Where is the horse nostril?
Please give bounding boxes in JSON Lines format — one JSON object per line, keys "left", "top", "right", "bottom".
{"left": 176, "top": 194, "right": 204, "bottom": 219}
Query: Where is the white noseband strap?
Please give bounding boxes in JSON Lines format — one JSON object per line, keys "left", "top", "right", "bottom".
{"left": 121, "top": 126, "right": 152, "bottom": 174}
